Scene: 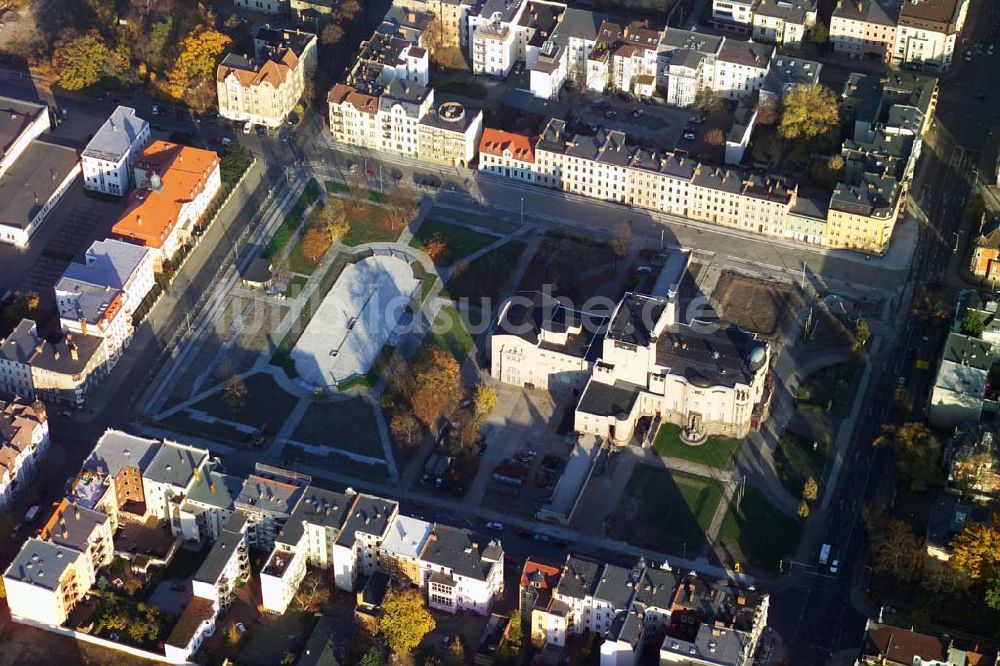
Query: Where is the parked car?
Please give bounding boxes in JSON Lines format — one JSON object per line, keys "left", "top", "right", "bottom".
{"left": 485, "top": 521, "right": 504, "bottom": 531}
{"left": 965, "top": 49, "right": 974, "bottom": 62}
{"left": 151, "top": 104, "right": 160, "bottom": 115}
{"left": 829, "top": 559, "right": 840, "bottom": 574}
{"left": 605, "top": 110, "right": 617, "bottom": 119}
{"left": 243, "top": 121, "right": 253, "bottom": 134}
{"left": 532, "top": 533, "right": 551, "bottom": 543}
{"left": 683, "top": 131, "right": 696, "bottom": 140}
{"left": 989, "top": 43, "right": 996, "bottom": 56}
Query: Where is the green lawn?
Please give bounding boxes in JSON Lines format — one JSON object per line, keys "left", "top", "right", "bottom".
{"left": 424, "top": 304, "right": 474, "bottom": 362}
{"left": 284, "top": 275, "right": 308, "bottom": 298}
{"left": 193, "top": 373, "right": 300, "bottom": 430}
{"left": 774, "top": 431, "right": 828, "bottom": 497}
{"left": 412, "top": 262, "right": 438, "bottom": 304}
{"left": 161, "top": 543, "right": 211, "bottom": 580}
{"left": 654, "top": 424, "right": 744, "bottom": 469}
{"left": 796, "top": 360, "right": 857, "bottom": 411}
{"left": 410, "top": 218, "right": 498, "bottom": 266}
{"left": 612, "top": 465, "right": 723, "bottom": 555}
{"left": 341, "top": 203, "right": 401, "bottom": 246}
{"left": 286, "top": 233, "right": 324, "bottom": 275}
{"left": 266, "top": 178, "right": 320, "bottom": 259}
{"left": 718, "top": 487, "right": 802, "bottom": 573}
{"left": 446, "top": 240, "right": 526, "bottom": 299}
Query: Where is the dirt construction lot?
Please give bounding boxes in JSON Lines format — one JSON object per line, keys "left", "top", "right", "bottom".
{"left": 712, "top": 271, "right": 804, "bottom": 339}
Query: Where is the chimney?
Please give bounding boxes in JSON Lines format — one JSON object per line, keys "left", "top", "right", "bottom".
{"left": 70, "top": 345, "right": 78, "bottom": 361}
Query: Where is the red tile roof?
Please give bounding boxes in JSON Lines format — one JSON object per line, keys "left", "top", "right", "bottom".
{"left": 480, "top": 128, "right": 535, "bottom": 163}
{"left": 112, "top": 141, "right": 219, "bottom": 249}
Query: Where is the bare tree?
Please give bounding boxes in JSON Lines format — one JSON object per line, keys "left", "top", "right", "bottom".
{"left": 609, "top": 220, "right": 632, "bottom": 267}
{"left": 293, "top": 571, "right": 331, "bottom": 612}
{"left": 383, "top": 183, "right": 418, "bottom": 231}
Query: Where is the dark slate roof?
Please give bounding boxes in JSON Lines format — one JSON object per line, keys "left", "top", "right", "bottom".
{"left": 337, "top": 494, "right": 397, "bottom": 546}
{"left": 717, "top": 39, "right": 772, "bottom": 69}
{"left": 556, "top": 555, "right": 601, "bottom": 601}
{"left": 577, "top": 379, "right": 642, "bottom": 417}
{"left": 660, "top": 28, "right": 723, "bottom": 54}
{"left": 607, "top": 293, "right": 666, "bottom": 347}
{"left": 655, "top": 324, "right": 763, "bottom": 388}
{"left": 193, "top": 511, "right": 247, "bottom": 584}
{"left": 144, "top": 442, "right": 208, "bottom": 489}
{"left": 279, "top": 486, "right": 354, "bottom": 546}
{"left": 0, "top": 319, "right": 37, "bottom": 365}
{"left": 182, "top": 471, "right": 242, "bottom": 510}
{"left": 608, "top": 609, "right": 643, "bottom": 646}
{"left": 419, "top": 524, "right": 501, "bottom": 581}
{"left": 633, "top": 566, "right": 679, "bottom": 610}
{"left": 496, "top": 293, "right": 606, "bottom": 361}
{"left": 593, "top": 563, "right": 635, "bottom": 610}
{"left": 942, "top": 332, "right": 992, "bottom": 371}
{"left": 832, "top": 0, "right": 899, "bottom": 26}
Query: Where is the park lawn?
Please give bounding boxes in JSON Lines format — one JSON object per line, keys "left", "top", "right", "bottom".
{"left": 412, "top": 262, "right": 438, "bottom": 304}
{"left": 286, "top": 233, "right": 324, "bottom": 275}
{"left": 718, "top": 487, "right": 801, "bottom": 573}
{"left": 193, "top": 372, "right": 300, "bottom": 430}
{"left": 613, "top": 465, "right": 723, "bottom": 555}
{"left": 284, "top": 274, "right": 308, "bottom": 298}
{"left": 654, "top": 423, "right": 744, "bottom": 469}
{"left": 266, "top": 178, "right": 320, "bottom": 259}
{"left": 341, "top": 203, "right": 401, "bottom": 246}
{"left": 774, "top": 431, "right": 828, "bottom": 497}
{"left": 447, "top": 240, "right": 527, "bottom": 299}
{"left": 424, "top": 304, "right": 474, "bottom": 362}
{"left": 410, "top": 218, "right": 498, "bottom": 266}
{"left": 796, "top": 360, "right": 857, "bottom": 410}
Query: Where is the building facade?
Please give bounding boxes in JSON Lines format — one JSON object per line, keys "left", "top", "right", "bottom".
{"left": 81, "top": 107, "right": 150, "bottom": 197}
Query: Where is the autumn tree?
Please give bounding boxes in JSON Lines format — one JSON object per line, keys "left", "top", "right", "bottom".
{"left": 52, "top": 31, "right": 121, "bottom": 91}
{"left": 986, "top": 573, "right": 1000, "bottom": 611}
{"left": 852, "top": 319, "right": 870, "bottom": 354}
{"left": 293, "top": 571, "right": 331, "bottom": 611}
{"left": 302, "top": 225, "right": 332, "bottom": 265}
{"left": 873, "top": 422, "right": 943, "bottom": 491}
{"left": 868, "top": 516, "right": 925, "bottom": 583}
{"left": 446, "top": 636, "right": 466, "bottom": 666}
{"left": 411, "top": 346, "right": 461, "bottom": 428}
{"left": 693, "top": 88, "right": 722, "bottom": 114}
{"left": 609, "top": 220, "right": 631, "bottom": 267}
{"left": 379, "top": 587, "right": 436, "bottom": 656}
{"left": 222, "top": 376, "right": 248, "bottom": 411}
{"left": 473, "top": 385, "right": 497, "bottom": 423}
{"left": 802, "top": 477, "right": 818, "bottom": 502}
{"left": 343, "top": 169, "right": 369, "bottom": 209}
{"left": 422, "top": 232, "right": 450, "bottom": 263}
{"left": 335, "top": 0, "right": 364, "bottom": 25}
{"left": 952, "top": 449, "right": 994, "bottom": 499}
{"left": 422, "top": 15, "right": 448, "bottom": 67}
{"left": 3, "top": 291, "right": 41, "bottom": 324}
{"left": 756, "top": 97, "right": 779, "bottom": 126}
{"left": 316, "top": 198, "right": 350, "bottom": 244}
{"left": 226, "top": 623, "right": 242, "bottom": 646}
{"left": 704, "top": 128, "right": 726, "bottom": 147}
{"left": 779, "top": 84, "right": 840, "bottom": 142}
{"left": 950, "top": 514, "right": 1000, "bottom": 581}
{"left": 383, "top": 184, "right": 418, "bottom": 231}
{"left": 321, "top": 23, "right": 345, "bottom": 46}
{"left": 797, "top": 500, "right": 810, "bottom": 518}
{"left": 163, "top": 25, "right": 230, "bottom": 105}
{"left": 390, "top": 410, "right": 423, "bottom": 452}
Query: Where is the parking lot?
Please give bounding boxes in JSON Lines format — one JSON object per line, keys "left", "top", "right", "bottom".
{"left": 566, "top": 89, "right": 709, "bottom": 148}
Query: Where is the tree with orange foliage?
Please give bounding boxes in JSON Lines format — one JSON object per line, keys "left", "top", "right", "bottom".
{"left": 410, "top": 346, "right": 461, "bottom": 428}
{"left": 422, "top": 232, "right": 449, "bottom": 263}
{"left": 162, "top": 25, "right": 230, "bottom": 105}
{"left": 302, "top": 225, "right": 332, "bottom": 264}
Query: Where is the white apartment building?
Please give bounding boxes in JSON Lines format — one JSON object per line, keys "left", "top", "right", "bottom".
{"left": 417, "top": 101, "right": 484, "bottom": 167}
{"left": 39, "top": 499, "right": 114, "bottom": 577}
{"left": 0, "top": 397, "right": 48, "bottom": 509}
{"left": 658, "top": 29, "right": 724, "bottom": 107}
{"left": 328, "top": 79, "right": 434, "bottom": 159}
{"left": 421, "top": 524, "right": 504, "bottom": 615}
{"left": 331, "top": 494, "right": 399, "bottom": 591}
{"left": 712, "top": 0, "right": 756, "bottom": 26}
{"left": 0, "top": 139, "right": 80, "bottom": 248}
{"left": 751, "top": 0, "right": 816, "bottom": 47}
{"left": 4, "top": 538, "right": 93, "bottom": 626}
{"left": 142, "top": 441, "right": 209, "bottom": 525}
{"left": 57, "top": 238, "right": 155, "bottom": 321}
{"left": 53, "top": 278, "right": 130, "bottom": 367}
{"left": 468, "top": 0, "right": 527, "bottom": 76}
{"left": 586, "top": 21, "right": 660, "bottom": 95}
{"left": 175, "top": 469, "right": 242, "bottom": 543}
{"left": 830, "top": 0, "right": 899, "bottom": 62}
{"left": 81, "top": 106, "right": 150, "bottom": 196}
{"left": 713, "top": 39, "right": 773, "bottom": 100}
{"left": 233, "top": 467, "right": 310, "bottom": 550}
{"left": 893, "top": 0, "right": 968, "bottom": 71}
{"left": 217, "top": 29, "right": 317, "bottom": 128}
{"left": 479, "top": 128, "right": 537, "bottom": 182}
{"left": 191, "top": 512, "right": 250, "bottom": 609}
{"left": 379, "top": 513, "right": 434, "bottom": 585}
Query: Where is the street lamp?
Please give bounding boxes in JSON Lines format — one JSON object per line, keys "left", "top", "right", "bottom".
{"left": 520, "top": 197, "right": 524, "bottom": 226}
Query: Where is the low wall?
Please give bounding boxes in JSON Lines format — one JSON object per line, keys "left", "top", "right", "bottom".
{"left": 11, "top": 617, "right": 189, "bottom": 665}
